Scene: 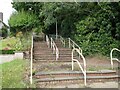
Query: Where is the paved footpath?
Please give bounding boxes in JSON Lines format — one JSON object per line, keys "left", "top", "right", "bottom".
{"left": 51, "top": 82, "right": 118, "bottom": 88}
{"left": 87, "top": 82, "right": 118, "bottom": 88}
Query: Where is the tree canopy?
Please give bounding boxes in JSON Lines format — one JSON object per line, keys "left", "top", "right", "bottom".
{"left": 9, "top": 10, "right": 39, "bottom": 35}
{"left": 9, "top": 2, "right": 120, "bottom": 56}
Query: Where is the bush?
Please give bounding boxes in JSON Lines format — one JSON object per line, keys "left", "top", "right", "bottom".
{"left": 1, "top": 50, "right": 15, "bottom": 54}
{"left": 0, "top": 26, "right": 8, "bottom": 38}
{"left": 75, "top": 13, "right": 120, "bottom": 57}
{"left": 8, "top": 10, "right": 39, "bottom": 34}
{"left": 14, "top": 34, "right": 31, "bottom": 51}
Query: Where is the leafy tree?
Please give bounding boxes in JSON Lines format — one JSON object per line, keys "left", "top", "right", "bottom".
{"left": 75, "top": 2, "right": 120, "bottom": 56}
{"left": 9, "top": 10, "right": 39, "bottom": 35}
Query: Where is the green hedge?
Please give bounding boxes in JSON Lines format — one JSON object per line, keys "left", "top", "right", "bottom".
{"left": 0, "top": 50, "right": 15, "bottom": 54}
{"left": 75, "top": 13, "right": 120, "bottom": 57}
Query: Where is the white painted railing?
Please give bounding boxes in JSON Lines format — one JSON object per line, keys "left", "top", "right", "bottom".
{"left": 69, "top": 38, "right": 82, "bottom": 54}
{"left": 72, "top": 48, "right": 86, "bottom": 86}
{"left": 51, "top": 38, "right": 59, "bottom": 61}
{"left": 110, "top": 48, "right": 120, "bottom": 69}
{"left": 50, "top": 35, "right": 83, "bottom": 57}
{"left": 30, "top": 35, "right": 33, "bottom": 84}
{"left": 46, "top": 35, "right": 50, "bottom": 48}
{"left": 59, "top": 36, "right": 65, "bottom": 47}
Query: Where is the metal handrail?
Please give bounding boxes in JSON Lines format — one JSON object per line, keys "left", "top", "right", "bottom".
{"left": 72, "top": 48, "right": 86, "bottom": 86}
{"left": 69, "top": 38, "right": 82, "bottom": 54}
{"left": 30, "top": 35, "right": 33, "bottom": 84}
{"left": 51, "top": 38, "right": 59, "bottom": 61}
{"left": 46, "top": 35, "right": 50, "bottom": 48}
{"left": 49, "top": 35, "right": 82, "bottom": 54}
{"left": 59, "top": 36, "right": 65, "bottom": 47}
{"left": 110, "top": 48, "right": 120, "bottom": 69}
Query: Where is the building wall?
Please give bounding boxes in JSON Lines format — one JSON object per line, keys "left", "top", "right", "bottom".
{"left": 0, "top": 12, "right": 3, "bottom": 29}
{"left": 0, "top": 12, "right": 3, "bottom": 21}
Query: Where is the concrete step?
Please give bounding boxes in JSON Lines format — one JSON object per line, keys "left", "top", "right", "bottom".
{"left": 34, "top": 52, "right": 73, "bottom": 56}
{"left": 58, "top": 48, "right": 71, "bottom": 50}
{"left": 34, "top": 51, "right": 53, "bottom": 53}
{"left": 34, "top": 57, "right": 71, "bottom": 60}
{"left": 59, "top": 51, "right": 72, "bottom": 54}
{"left": 34, "top": 56, "right": 55, "bottom": 59}
{"left": 34, "top": 57, "right": 72, "bottom": 61}
{"left": 34, "top": 70, "right": 119, "bottom": 87}
{"left": 33, "top": 54, "right": 76, "bottom": 57}
{"left": 34, "top": 70, "right": 117, "bottom": 79}
{"left": 35, "top": 75, "right": 119, "bottom": 85}
{"left": 34, "top": 49, "right": 71, "bottom": 54}
{"left": 34, "top": 42, "right": 46, "bottom": 45}
{"left": 33, "top": 46, "right": 47, "bottom": 47}
{"left": 33, "top": 59, "right": 72, "bottom": 62}
{"left": 33, "top": 53, "right": 54, "bottom": 56}
{"left": 34, "top": 57, "right": 56, "bottom": 60}
{"left": 33, "top": 49, "right": 52, "bottom": 51}
{"left": 34, "top": 43, "right": 47, "bottom": 45}
{"left": 33, "top": 52, "right": 52, "bottom": 54}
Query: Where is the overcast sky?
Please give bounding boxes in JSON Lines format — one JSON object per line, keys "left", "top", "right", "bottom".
{"left": 0, "top": 0, "right": 15, "bottom": 25}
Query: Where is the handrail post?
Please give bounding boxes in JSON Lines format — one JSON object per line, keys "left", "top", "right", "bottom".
{"left": 46, "top": 35, "right": 50, "bottom": 48}
{"left": 56, "top": 47, "right": 58, "bottom": 61}
{"left": 72, "top": 50, "right": 74, "bottom": 70}
{"left": 51, "top": 37, "right": 59, "bottom": 60}
{"left": 30, "top": 35, "right": 33, "bottom": 84}
{"left": 72, "top": 48, "right": 87, "bottom": 86}
{"left": 110, "top": 50, "right": 113, "bottom": 69}
{"left": 84, "top": 73, "right": 87, "bottom": 86}
{"left": 64, "top": 40, "right": 65, "bottom": 47}
{"left": 57, "top": 48, "right": 59, "bottom": 60}
{"left": 84, "top": 62, "right": 86, "bottom": 86}
{"left": 69, "top": 38, "right": 70, "bottom": 48}
{"left": 51, "top": 38, "right": 52, "bottom": 48}
{"left": 73, "top": 43, "right": 75, "bottom": 49}
{"left": 59, "top": 36, "right": 65, "bottom": 47}
{"left": 53, "top": 44, "right": 55, "bottom": 54}
{"left": 110, "top": 48, "right": 120, "bottom": 69}
{"left": 56, "top": 47, "right": 57, "bottom": 61}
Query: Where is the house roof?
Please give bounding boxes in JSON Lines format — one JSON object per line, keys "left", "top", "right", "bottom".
{"left": 0, "top": 19, "right": 9, "bottom": 28}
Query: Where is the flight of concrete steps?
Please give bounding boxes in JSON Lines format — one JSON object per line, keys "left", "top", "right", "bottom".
{"left": 32, "top": 36, "right": 119, "bottom": 88}
{"left": 33, "top": 38, "right": 73, "bottom": 62}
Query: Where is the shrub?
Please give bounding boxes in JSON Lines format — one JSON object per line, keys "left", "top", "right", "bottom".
{"left": 0, "top": 26, "right": 8, "bottom": 38}
{"left": 8, "top": 10, "right": 39, "bottom": 34}
{"left": 1, "top": 50, "right": 15, "bottom": 54}
{"left": 75, "top": 13, "right": 120, "bottom": 57}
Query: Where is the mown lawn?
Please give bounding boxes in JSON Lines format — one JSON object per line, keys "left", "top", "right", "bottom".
{"left": 0, "top": 59, "right": 31, "bottom": 88}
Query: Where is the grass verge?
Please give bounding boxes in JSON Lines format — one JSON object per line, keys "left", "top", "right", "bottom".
{"left": 0, "top": 59, "right": 35, "bottom": 88}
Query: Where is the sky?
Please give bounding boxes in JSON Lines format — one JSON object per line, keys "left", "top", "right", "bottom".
{"left": 0, "top": 0, "right": 15, "bottom": 25}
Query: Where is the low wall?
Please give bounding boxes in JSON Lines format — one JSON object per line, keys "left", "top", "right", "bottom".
{"left": 0, "top": 52, "right": 23, "bottom": 64}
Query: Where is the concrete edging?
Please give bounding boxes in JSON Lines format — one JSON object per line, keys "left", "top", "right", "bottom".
{"left": 0, "top": 52, "right": 23, "bottom": 64}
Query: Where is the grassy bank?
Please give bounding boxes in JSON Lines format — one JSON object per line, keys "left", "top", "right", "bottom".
{"left": 1, "top": 59, "right": 31, "bottom": 88}
{"left": 0, "top": 36, "right": 31, "bottom": 51}
{"left": 0, "top": 37, "right": 17, "bottom": 50}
